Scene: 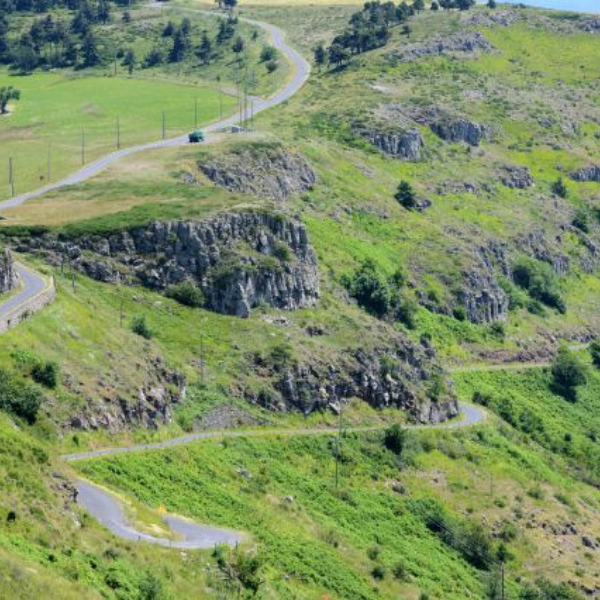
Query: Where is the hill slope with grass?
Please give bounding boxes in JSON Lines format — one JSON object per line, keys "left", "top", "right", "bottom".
{"left": 2, "top": 1, "right": 600, "bottom": 598}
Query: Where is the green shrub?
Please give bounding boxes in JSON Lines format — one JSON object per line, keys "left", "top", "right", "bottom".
{"left": 395, "top": 180, "right": 416, "bottom": 209}
{"left": 551, "top": 177, "right": 568, "bottom": 198}
{"left": 572, "top": 209, "right": 589, "bottom": 233}
{"left": 512, "top": 256, "right": 565, "bottom": 313}
{"left": 589, "top": 340, "right": 600, "bottom": 368}
{"left": 166, "top": 280, "right": 206, "bottom": 308}
{"left": 131, "top": 315, "right": 153, "bottom": 339}
{"left": 384, "top": 424, "right": 407, "bottom": 456}
{"left": 260, "top": 45, "right": 277, "bottom": 62}
{"left": 398, "top": 295, "right": 418, "bottom": 329}
{"left": 551, "top": 346, "right": 587, "bottom": 401}
{"left": 0, "top": 367, "right": 44, "bottom": 424}
{"left": 32, "top": 361, "right": 59, "bottom": 389}
{"left": 342, "top": 259, "right": 392, "bottom": 318}
{"left": 371, "top": 565, "right": 386, "bottom": 580}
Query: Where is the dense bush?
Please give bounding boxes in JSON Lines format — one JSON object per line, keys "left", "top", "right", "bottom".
{"left": 383, "top": 424, "right": 407, "bottom": 455}
{"left": 589, "top": 340, "right": 600, "bottom": 368}
{"left": 342, "top": 259, "right": 407, "bottom": 319}
{"left": 166, "top": 280, "right": 206, "bottom": 308}
{"left": 512, "top": 256, "right": 565, "bottom": 313}
{"left": 0, "top": 367, "right": 44, "bottom": 424}
{"left": 131, "top": 315, "right": 153, "bottom": 339}
{"left": 32, "top": 361, "right": 59, "bottom": 389}
{"left": 551, "top": 346, "right": 587, "bottom": 401}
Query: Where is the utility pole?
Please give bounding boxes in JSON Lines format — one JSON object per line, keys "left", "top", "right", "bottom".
{"left": 501, "top": 562, "right": 505, "bottom": 600}
{"left": 116, "top": 116, "right": 120, "bottom": 149}
{"left": 81, "top": 130, "right": 85, "bottom": 165}
{"left": 219, "top": 86, "right": 223, "bottom": 117}
{"left": 46, "top": 144, "right": 51, "bottom": 182}
{"left": 335, "top": 404, "right": 343, "bottom": 490}
{"left": 8, "top": 157, "right": 14, "bottom": 197}
{"left": 194, "top": 98, "right": 198, "bottom": 129}
{"left": 244, "top": 65, "right": 248, "bottom": 129}
{"left": 199, "top": 332, "right": 205, "bottom": 386}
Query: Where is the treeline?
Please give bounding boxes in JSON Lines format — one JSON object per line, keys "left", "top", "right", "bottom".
{"left": 315, "top": 0, "right": 476, "bottom": 68}
{"left": 0, "top": 0, "right": 246, "bottom": 73}
{"left": 0, "top": 0, "right": 129, "bottom": 71}
{"left": 0, "top": 0, "right": 132, "bottom": 14}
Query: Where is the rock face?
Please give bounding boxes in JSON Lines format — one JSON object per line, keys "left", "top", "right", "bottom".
{"left": 26, "top": 211, "right": 320, "bottom": 318}
{"left": 570, "top": 164, "right": 600, "bottom": 183}
{"left": 198, "top": 146, "right": 316, "bottom": 202}
{"left": 430, "top": 116, "right": 489, "bottom": 147}
{"left": 389, "top": 32, "right": 493, "bottom": 63}
{"left": 360, "top": 128, "right": 423, "bottom": 160}
{"left": 0, "top": 248, "right": 15, "bottom": 294}
{"left": 457, "top": 270, "right": 509, "bottom": 324}
{"left": 255, "top": 336, "right": 459, "bottom": 424}
{"left": 518, "top": 229, "right": 570, "bottom": 276}
{"left": 499, "top": 165, "right": 533, "bottom": 189}
{"left": 69, "top": 360, "right": 187, "bottom": 432}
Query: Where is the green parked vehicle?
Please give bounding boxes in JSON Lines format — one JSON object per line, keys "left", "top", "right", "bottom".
{"left": 188, "top": 130, "right": 205, "bottom": 143}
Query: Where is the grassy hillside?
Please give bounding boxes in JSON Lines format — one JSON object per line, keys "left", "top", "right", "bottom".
{"left": 2, "top": 2, "right": 600, "bottom": 598}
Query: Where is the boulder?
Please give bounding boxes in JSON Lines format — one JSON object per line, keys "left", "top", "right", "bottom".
{"left": 570, "top": 165, "right": 600, "bottom": 183}
{"left": 499, "top": 165, "right": 533, "bottom": 189}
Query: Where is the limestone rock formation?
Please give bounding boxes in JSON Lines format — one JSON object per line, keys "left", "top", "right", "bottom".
{"left": 359, "top": 127, "right": 423, "bottom": 160}
{"left": 25, "top": 211, "right": 320, "bottom": 318}
{"left": 570, "top": 164, "right": 600, "bottom": 183}
{"left": 255, "top": 336, "right": 459, "bottom": 424}
{"left": 197, "top": 145, "right": 316, "bottom": 202}
{"left": 457, "top": 270, "right": 509, "bottom": 324}
{"left": 389, "top": 32, "right": 493, "bottom": 63}
{"left": 499, "top": 165, "right": 533, "bottom": 189}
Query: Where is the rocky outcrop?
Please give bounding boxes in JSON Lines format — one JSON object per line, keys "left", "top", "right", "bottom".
{"left": 254, "top": 336, "right": 459, "bottom": 424}
{"left": 197, "top": 146, "right": 316, "bottom": 202}
{"left": 359, "top": 128, "right": 423, "bottom": 160}
{"left": 69, "top": 360, "right": 186, "bottom": 432}
{"left": 25, "top": 211, "right": 320, "bottom": 318}
{"left": 0, "top": 248, "right": 15, "bottom": 293}
{"left": 461, "top": 9, "right": 522, "bottom": 28}
{"left": 518, "top": 229, "right": 570, "bottom": 276}
{"left": 457, "top": 270, "right": 508, "bottom": 324}
{"left": 570, "top": 164, "right": 600, "bottom": 183}
{"left": 580, "top": 18, "right": 600, "bottom": 34}
{"left": 389, "top": 32, "right": 493, "bottom": 63}
{"left": 429, "top": 116, "right": 490, "bottom": 147}
{"left": 499, "top": 165, "right": 533, "bottom": 189}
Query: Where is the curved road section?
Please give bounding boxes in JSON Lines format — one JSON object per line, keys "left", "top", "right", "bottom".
{"left": 76, "top": 481, "right": 244, "bottom": 549}
{"left": 0, "top": 264, "right": 47, "bottom": 320}
{"left": 0, "top": 10, "right": 311, "bottom": 211}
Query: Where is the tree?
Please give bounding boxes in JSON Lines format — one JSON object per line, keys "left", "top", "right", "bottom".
{"left": 97, "top": 0, "right": 111, "bottom": 24}
{"left": 487, "top": 0, "right": 497, "bottom": 7}
{"left": 260, "top": 45, "right": 276, "bottom": 62}
{"left": 551, "top": 177, "right": 568, "bottom": 199}
{"left": 413, "top": 0, "right": 425, "bottom": 11}
{"left": 328, "top": 43, "right": 349, "bottom": 68}
{"left": 342, "top": 259, "right": 392, "bottom": 317}
{"left": 0, "top": 86, "right": 20, "bottom": 114}
{"left": 431, "top": 1, "right": 439, "bottom": 10}
{"left": 122, "top": 48, "right": 136, "bottom": 75}
{"left": 196, "top": 31, "right": 212, "bottom": 64}
{"left": 232, "top": 35, "right": 245, "bottom": 54}
{"left": 395, "top": 181, "right": 416, "bottom": 209}
{"left": 82, "top": 31, "right": 100, "bottom": 67}
{"left": 223, "top": 0, "right": 237, "bottom": 12}
{"left": 121, "top": 11, "right": 131, "bottom": 23}
{"left": 314, "top": 43, "right": 325, "bottom": 68}
{"left": 169, "top": 27, "right": 190, "bottom": 62}
{"left": 266, "top": 59, "right": 278, "bottom": 73}
{"left": 401, "top": 23, "right": 412, "bottom": 37}
{"left": 551, "top": 346, "right": 587, "bottom": 401}
{"left": 590, "top": 340, "right": 600, "bottom": 368}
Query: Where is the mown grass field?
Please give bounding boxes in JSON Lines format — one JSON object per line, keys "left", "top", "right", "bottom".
{"left": 0, "top": 71, "right": 236, "bottom": 202}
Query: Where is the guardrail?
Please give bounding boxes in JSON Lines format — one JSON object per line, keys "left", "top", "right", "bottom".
{"left": 0, "top": 264, "right": 56, "bottom": 335}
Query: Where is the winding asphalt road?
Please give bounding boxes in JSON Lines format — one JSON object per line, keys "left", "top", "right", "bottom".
{"left": 0, "top": 7, "right": 486, "bottom": 551}
{"left": 0, "top": 264, "right": 47, "bottom": 320}
{"left": 0, "top": 8, "right": 311, "bottom": 211}
{"left": 76, "top": 481, "right": 244, "bottom": 549}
